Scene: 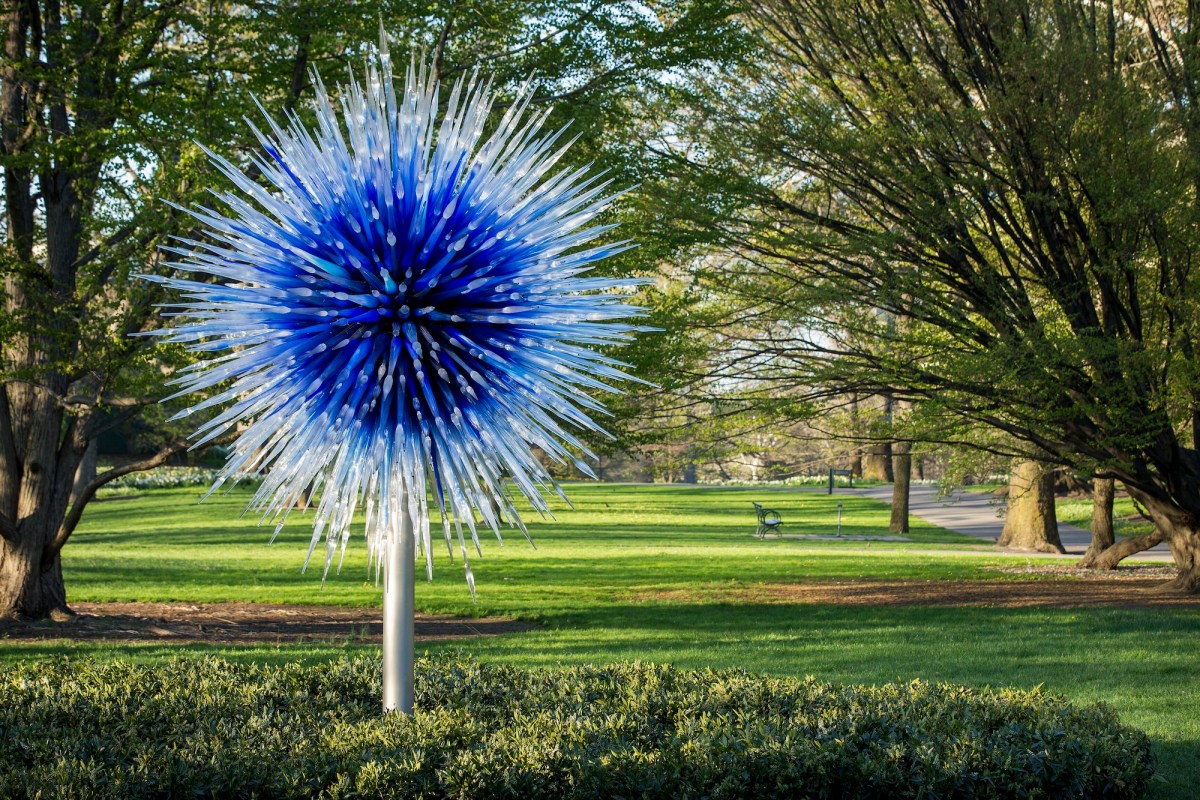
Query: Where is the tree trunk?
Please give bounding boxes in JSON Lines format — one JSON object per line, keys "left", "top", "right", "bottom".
{"left": 1167, "top": 535, "right": 1200, "bottom": 592}
{"left": 849, "top": 452, "right": 863, "bottom": 477}
{"left": 861, "top": 442, "right": 893, "bottom": 482}
{"left": 848, "top": 393, "right": 863, "bottom": 476}
{"left": 890, "top": 442, "right": 911, "bottom": 534}
{"left": 1126, "top": 487, "right": 1200, "bottom": 592}
{"left": 69, "top": 441, "right": 97, "bottom": 507}
{"left": 0, "top": 1, "right": 322, "bottom": 620}
{"left": 1083, "top": 529, "right": 1166, "bottom": 570}
{"left": 1078, "top": 478, "right": 1116, "bottom": 568}
{"left": 0, "top": 524, "right": 70, "bottom": 620}
{"left": 998, "top": 460, "right": 1065, "bottom": 553}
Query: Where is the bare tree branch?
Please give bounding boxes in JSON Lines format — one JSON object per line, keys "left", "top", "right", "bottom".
{"left": 69, "top": 223, "right": 136, "bottom": 273}
{"left": 43, "top": 438, "right": 189, "bottom": 567}
{"left": 1084, "top": 528, "right": 1168, "bottom": 570}
{"left": 431, "top": 0, "right": 461, "bottom": 83}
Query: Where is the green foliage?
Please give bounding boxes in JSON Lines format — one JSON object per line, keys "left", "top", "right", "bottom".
{"left": 0, "top": 655, "right": 1155, "bottom": 799}
{"left": 650, "top": 0, "right": 1200, "bottom": 534}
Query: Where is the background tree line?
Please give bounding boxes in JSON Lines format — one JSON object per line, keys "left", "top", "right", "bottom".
{"left": 646, "top": 0, "right": 1200, "bottom": 587}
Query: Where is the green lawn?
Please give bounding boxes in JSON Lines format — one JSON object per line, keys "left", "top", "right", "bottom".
{"left": 3, "top": 483, "right": 1197, "bottom": 798}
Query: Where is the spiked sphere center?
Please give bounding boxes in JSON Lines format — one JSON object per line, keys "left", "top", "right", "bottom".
{"left": 150, "top": 53, "right": 639, "bottom": 585}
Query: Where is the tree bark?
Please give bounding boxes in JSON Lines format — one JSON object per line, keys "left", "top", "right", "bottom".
{"left": 1167, "top": 535, "right": 1200, "bottom": 592}
{"left": 998, "top": 460, "right": 1065, "bottom": 553}
{"left": 69, "top": 440, "right": 97, "bottom": 508}
{"left": 1126, "top": 486, "right": 1200, "bottom": 592}
{"left": 848, "top": 392, "right": 863, "bottom": 476}
{"left": 890, "top": 441, "right": 911, "bottom": 534}
{"left": 1083, "top": 529, "right": 1166, "bottom": 571}
{"left": 0, "top": 519, "right": 70, "bottom": 621}
{"left": 1079, "top": 477, "right": 1116, "bottom": 568}
{"left": 861, "top": 442, "right": 893, "bottom": 482}
{"left": 0, "top": 1, "right": 186, "bottom": 619}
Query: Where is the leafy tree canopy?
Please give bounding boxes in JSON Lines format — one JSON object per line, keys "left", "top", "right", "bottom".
{"left": 651, "top": 0, "right": 1200, "bottom": 587}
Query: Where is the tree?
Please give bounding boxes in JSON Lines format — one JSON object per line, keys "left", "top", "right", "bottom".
{"left": 1080, "top": 476, "right": 1117, "bottom": 567}
{"left": 1079, "top": 476, "right": 1169, "bottom": 569}
{"left": 0, "top": 0, "right": 747, "bottom": 619}
{"left": 1, "top": 0, "right": 227, "bottom": 620}
{"left": 998, "top": 460, "right": 1064, "bottom": 553}
{"left": 889, "top": 439, "right": 912, "bottom": 534}
{"left": 654, "top": 0, "right": 1200, "bottom": 590}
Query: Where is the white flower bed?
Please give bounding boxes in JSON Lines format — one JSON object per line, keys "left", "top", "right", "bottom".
{"left": 106, "top": 466, "right": 260, "bottom": 490}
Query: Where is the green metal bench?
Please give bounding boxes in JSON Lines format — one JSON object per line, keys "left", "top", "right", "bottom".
{"left": 753, "top": 502, "right": 783, "bottom": 538}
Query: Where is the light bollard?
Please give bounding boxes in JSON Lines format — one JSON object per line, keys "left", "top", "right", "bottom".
{"left": 383, "top": 497, "right": 416, "bottom": 714}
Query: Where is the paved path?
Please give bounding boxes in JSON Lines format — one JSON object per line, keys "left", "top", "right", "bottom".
{"left": 855, "top": 484, "right": 1174, "bottom": 562}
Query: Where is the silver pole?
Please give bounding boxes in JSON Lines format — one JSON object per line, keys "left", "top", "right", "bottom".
{"left": 382, "top": 493, "right": 415, "bottom": 714}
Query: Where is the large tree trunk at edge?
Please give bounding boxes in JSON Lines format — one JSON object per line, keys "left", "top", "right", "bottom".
{"left": 1079, "top": 478, "right": 1116, "bottom": 568}
{"left": 0, "top": 533, "right": 68, "bottom": 620}
{"left": 0, "top": 385, "right": 80, "bottom": 620}
{"left": 998, "top": 460, "right": 1065, "bottom": 553}
{"left": 890, "top": 442, "right": 911, "bottom": 534}
{"left": 1127, "top": 487, "right": 1200, "bottom": 593}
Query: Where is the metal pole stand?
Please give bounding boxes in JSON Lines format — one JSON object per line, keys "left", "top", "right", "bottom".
{"left": 382, "top": 496, "right": 415, "bottom": 714}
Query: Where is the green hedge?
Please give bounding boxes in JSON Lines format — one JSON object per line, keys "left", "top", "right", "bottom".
{"left": 0, "top": 656, "right": 1154, "bottom": 799}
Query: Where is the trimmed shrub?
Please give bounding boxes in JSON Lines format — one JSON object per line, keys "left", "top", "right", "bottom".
{"left": 0, "top": 655, "right": 1154, "bottom": 799}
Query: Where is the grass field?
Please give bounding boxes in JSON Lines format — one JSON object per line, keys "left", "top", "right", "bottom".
{"left": 3, "top": 483, "right": 1197, "bottom": 798}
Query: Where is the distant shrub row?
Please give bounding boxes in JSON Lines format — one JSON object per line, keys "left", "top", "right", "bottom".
{"left": 702, "top": 475, "right": 945, "bottom": 488}
{"left": 105, "top": 466, "right": 254, "bottom": 490}
{"left": 0, "top": 656, "right": 1154, "bottom": 799}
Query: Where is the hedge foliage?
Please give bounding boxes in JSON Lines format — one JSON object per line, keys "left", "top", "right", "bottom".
{"left": 0, "top": 655, "right": 1154, "bottom": 799}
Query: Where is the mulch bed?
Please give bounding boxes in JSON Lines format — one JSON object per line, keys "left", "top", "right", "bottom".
{"left": 633, "top": 569, "right": 1200, "bottom": 609}
{"left": 3, "top": 567, "right": 1195, "bottom": 647}
{"left": 983, "top": 563, "right": 1179, "bottom": 580}
{"left": 0, "top": 602, "right": 538, "bottom": 645}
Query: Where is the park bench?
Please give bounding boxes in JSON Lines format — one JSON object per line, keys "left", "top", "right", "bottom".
{"left": 753, "top": 502, "right": 783, "bottom": 538}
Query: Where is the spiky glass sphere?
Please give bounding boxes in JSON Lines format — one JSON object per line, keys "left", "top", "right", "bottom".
{"left": 144, "top": 46, "right": 642, "bottom": 591}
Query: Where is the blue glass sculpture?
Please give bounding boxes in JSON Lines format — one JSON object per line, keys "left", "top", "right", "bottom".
{"left": 143, "top": 37, "right": 643, "bottom": 709}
